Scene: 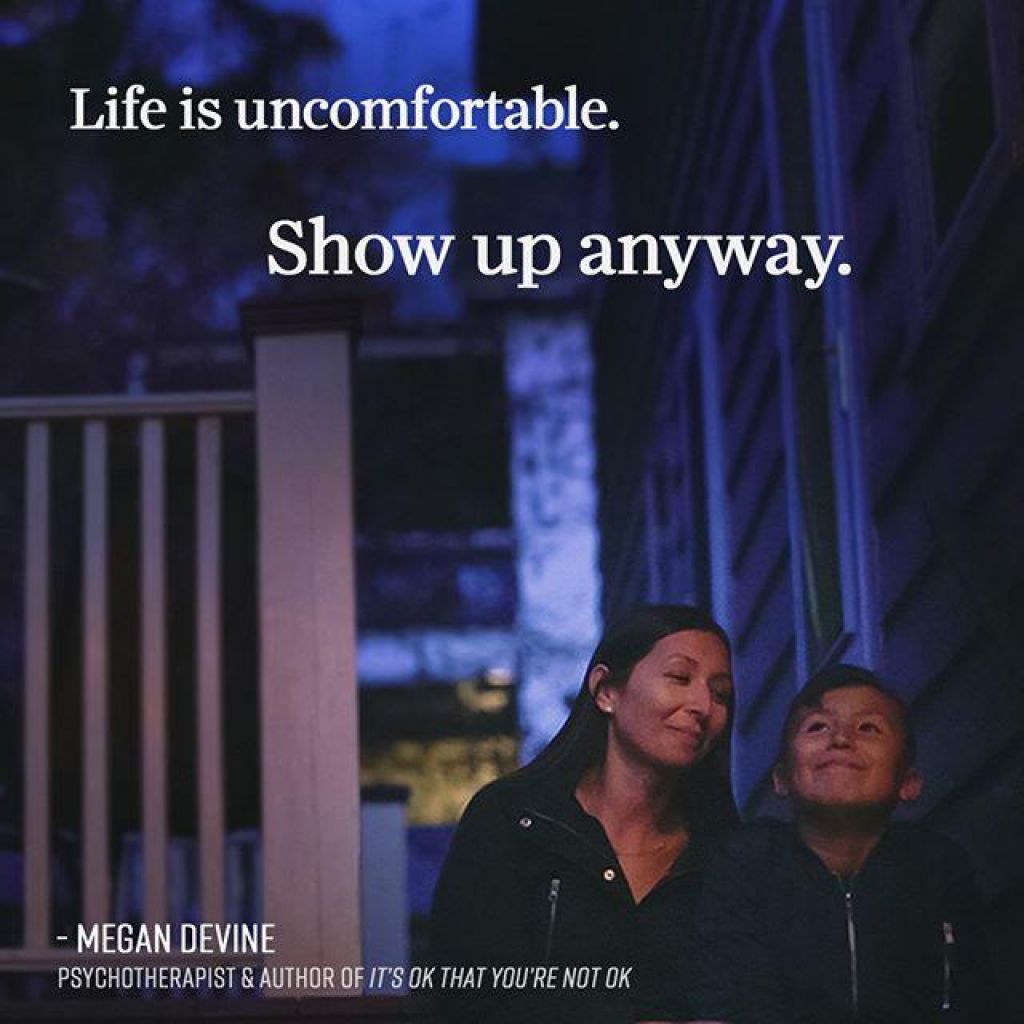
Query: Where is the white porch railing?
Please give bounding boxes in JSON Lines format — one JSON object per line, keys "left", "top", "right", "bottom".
{"left": 3, "top": 391, "right": 252, "bottom": 955}
{"left": 0, "top": 310, "right": 363, "bottom": 992}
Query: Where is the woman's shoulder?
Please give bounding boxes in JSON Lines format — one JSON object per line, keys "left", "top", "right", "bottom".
{"left": 449, "top": 770, "right": 554, "bottom": 844}
{"left": 457, "top": 775, "right": 520, "bottom": 825}
{"left": 441, "top": 779, "right": 518, "bottom": 869}
{"left": 464, "top": 762, "right": 576, "bottom": 814}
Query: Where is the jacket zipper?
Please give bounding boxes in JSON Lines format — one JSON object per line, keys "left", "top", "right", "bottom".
{"left": 941, "top": 920, "right": 954, "bottom": 1010}
{"left": 838, "top": 879, "right": 859, "bottom": 1017}
{"left": 544, "top": 877, "right": 561, "bottom": 962}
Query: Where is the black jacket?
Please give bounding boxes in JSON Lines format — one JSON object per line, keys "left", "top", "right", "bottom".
{"left": 431, "top": 766, "right": 734, "bottom": 1023}
{"left": 689, "top": 818, "right": 996, "bottom": 1024}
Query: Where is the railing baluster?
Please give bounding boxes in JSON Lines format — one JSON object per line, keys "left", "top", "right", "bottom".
{"left": 196, "top": 417, "right": 226, "bottom": 924}
{"left": 140, "top": 419, "right": 168, "bottom": 924}
{"left": 82, "top": 419, "right": 110, "bottom": 925}
{"left": 24, "top": 422, "right": 50, "bottom": 950}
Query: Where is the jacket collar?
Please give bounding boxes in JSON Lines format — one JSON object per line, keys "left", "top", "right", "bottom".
{"left": 500, "top": 767, "right": 619, "bottom": 876}
{"left": 770, "top": 817, "right": 907, "bottom": 889}
{"left": 497, "top": 764, "right": 726, "bottom": 879}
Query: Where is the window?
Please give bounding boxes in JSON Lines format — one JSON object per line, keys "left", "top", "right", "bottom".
{"left": 762, "top": 0, "right": 873, "bottom": 670}
{"left": 900, "top": 0, "right": 1023, "bottom": 327}
{"left": 913, "top": 0, "right": 997, "bottom": 241}
{"left": 791, "top": 300, "right": 845, "bottom": 664}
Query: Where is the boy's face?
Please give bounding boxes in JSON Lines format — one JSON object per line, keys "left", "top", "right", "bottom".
{"left": 773, "top": 685, "right": 921, "bottom": 811}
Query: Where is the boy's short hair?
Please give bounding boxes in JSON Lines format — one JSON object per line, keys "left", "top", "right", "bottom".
{"left": 777, "top": 663, "right": 916, "bottom": 768}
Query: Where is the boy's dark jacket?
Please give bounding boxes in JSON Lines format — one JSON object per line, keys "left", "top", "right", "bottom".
{"left": 689, "top": 818, "right": 997, "bottom": 1024}
{"left": 430, "top": 765, "right": 735, "bottom": 1023}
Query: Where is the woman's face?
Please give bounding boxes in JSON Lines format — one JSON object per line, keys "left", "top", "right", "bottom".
{"left": 598, "top": 630, "right": 733, "bottom": 770}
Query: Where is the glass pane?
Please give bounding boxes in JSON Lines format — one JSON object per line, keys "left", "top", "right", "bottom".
{"left": 793, "top": 299, "right": 844, "bottom": 663}
{"left": 916, "top": 0, "right": 996, "bottom": 237}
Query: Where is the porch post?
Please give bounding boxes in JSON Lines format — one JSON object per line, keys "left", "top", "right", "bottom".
{"left": 246, "top": 301, "right": 361, "bottom": 987}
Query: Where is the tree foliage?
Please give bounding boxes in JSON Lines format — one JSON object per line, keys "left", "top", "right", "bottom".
{"left": 0, "top": 0, "right": 341, "bottom": 392}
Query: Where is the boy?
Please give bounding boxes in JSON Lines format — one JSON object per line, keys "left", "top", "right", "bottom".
{"left": 690, "top": 664, "right": 995, "bottom": 1024}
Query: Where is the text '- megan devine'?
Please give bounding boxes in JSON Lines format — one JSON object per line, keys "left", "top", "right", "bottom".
{"left": 74, "top": 922, "right": 275, "bottom": 955}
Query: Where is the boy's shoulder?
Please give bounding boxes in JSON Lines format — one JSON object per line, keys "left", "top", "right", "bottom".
{"left": 880, "top": 822, "right": 977, "bottom": 879}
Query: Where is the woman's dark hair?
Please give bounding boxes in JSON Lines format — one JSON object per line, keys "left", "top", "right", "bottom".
{"left": 518, "top": 604, "right": 737, "bottom": 822}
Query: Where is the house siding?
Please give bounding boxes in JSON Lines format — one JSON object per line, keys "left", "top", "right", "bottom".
{"left": 593, "top": 0, "right": 1022, "bottom": 1004}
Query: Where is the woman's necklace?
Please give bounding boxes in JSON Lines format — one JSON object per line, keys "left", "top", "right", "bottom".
{"left": 575, "top": 772, "right": 688, "bottom": 858}
{"left": 611, "top": 831, "right": 686, "bottom": 857}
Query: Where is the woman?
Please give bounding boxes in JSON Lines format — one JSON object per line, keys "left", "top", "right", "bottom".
{"left": 431, "top": 604, "right": 737, "bottom": 1023}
